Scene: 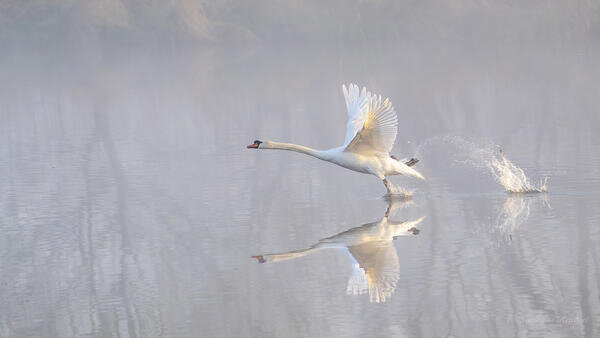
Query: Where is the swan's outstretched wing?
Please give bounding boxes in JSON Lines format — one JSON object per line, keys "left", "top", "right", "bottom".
{"left": 342, "top": 83, "right": 398, "bottom": 156}
{"left": 342, "top": 84, "right": 370, "bottom": 145}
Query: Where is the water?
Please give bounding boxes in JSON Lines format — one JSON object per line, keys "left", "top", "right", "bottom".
{"left": 438, "top": 137, "right": 548, "bottom": 193}
{"left": 1, "top": 43, "right": 600, "bottom": 337}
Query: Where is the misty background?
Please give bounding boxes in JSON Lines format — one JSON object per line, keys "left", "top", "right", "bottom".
{"left": 1, "top": 1, "right": 600, "bottom": 338}
{"left": 1, "top": 1, "right": 599, "bottom": 46}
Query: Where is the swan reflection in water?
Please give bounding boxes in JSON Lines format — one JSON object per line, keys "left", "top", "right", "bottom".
{"left": 253, "top": 199, "right": 425, "bottom": 303}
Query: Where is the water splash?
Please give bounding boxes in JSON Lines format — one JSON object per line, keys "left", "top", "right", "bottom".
{"left": 385, "top": 182, "right": 414, "bottom": 198}
{"left": 432, "top": 136, "right": 548, "bottom": 193}
{"left": 492, "top": 147, "right": 547, "bottom": 193}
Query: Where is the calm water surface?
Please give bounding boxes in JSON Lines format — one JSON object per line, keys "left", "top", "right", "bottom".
{"left": 1, "top": 44, "right": 599, "bottom": 337}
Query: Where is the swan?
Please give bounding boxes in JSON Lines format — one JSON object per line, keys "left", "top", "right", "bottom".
{"left": 247, "top": 84, "right": 425, "bottom": 193}
{"left": 252, "top": 199, "right": 424, "bottom": 303}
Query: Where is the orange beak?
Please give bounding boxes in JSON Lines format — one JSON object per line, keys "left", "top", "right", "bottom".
{"left": 247, "top": 143, "right": 259, "bottom": 149}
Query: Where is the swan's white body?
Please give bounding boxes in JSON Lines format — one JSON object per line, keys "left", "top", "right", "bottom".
{"left": 248, "top": 84, "right": 424, "bottom": 192}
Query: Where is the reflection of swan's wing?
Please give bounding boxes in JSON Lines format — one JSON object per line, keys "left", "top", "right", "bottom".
{"left": 342, "top": 84, "right": 398, "bottom": 155}
{"left": 346, "top": 263, "right": 368, "bottom": 296}
{"left": 347, "top": 241, "right": 400, "bottom": 303}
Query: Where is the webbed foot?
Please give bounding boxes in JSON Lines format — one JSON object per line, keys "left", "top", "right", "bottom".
{"left": 405, "top": 158, "right": 419, "bottom": 167}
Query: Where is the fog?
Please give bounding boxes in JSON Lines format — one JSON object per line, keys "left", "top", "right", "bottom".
{"left": 1, "top": 2, "right": 600, "bottom": 338}
{"left": 1, "top": 1, "right": 599, "bottom": 46}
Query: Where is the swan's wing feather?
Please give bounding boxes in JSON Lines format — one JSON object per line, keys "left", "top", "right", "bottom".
{"left": 342, "top": 83, "right": 370, "bottom": 146}
{"left": 343, "top": 85, "right": 398, "bottom": 155}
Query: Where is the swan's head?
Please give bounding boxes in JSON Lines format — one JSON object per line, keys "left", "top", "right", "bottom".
{"left": 246, "top": 140, "right": 263, "bottom": 149}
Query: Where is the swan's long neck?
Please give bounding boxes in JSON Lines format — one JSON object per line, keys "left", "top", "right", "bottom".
{"left": 262, "top": 141, "right": 329, "bottom": 160}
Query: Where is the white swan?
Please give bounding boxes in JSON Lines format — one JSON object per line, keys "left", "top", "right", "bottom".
{"left": 247, "top": 84, "right": 425, "bottom": 193}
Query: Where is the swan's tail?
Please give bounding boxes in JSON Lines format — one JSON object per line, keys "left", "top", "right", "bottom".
{"left": 395, "top": 161, "right": 425, "bottom": 180}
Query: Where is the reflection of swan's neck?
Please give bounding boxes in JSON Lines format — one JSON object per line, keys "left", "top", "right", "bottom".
{"left": 262, "top": 141, "right": 329, "bottom": 161}
{"left": 256, "top": 246, "right": 323, "bottom": 263}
